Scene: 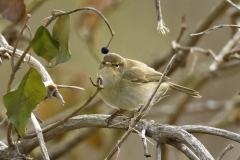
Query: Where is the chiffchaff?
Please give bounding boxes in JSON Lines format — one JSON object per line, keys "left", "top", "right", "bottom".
{"left": 98, "top": 53, "right": 201, "bottom": 111}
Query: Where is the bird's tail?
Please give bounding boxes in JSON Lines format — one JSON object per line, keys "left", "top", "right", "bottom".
{"left": 167, "top": 82, "right": 201, "bottom": 98}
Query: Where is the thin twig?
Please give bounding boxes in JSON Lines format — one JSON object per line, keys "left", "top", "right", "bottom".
{"left": 223, "top": 48, "right": 240, "bottom": 61}
{"left": 7, "top": 14, "right": 31, "bottom": 92}
{"left": 104, "top": 54, "right": 177, "bottom": 160}
{"left": 216, "top": 144, "right": 233, "bottom": 160}
{"left": 56, "top": 85, "right": 84, "bottom": 90}
{"left": 191, "top": 24, "right": 240, "bottom": 36}
{"left": 31, "top": 113, "right": 49, "bottom": 160}
{"left": 6, "top": 14, "right": 32, "bottom": 148}
{"left": 45, "top": 7, "right": 114, "bottom": 36}
{"left": 2, "top": 8, "right": 112, "bottom": 145}
{"left": 10, "top": 14, "right": 31, "bottom": 70}
{"left": 141, "top": 129, "right": 151, "bottom": 157}
{"left": 156, "top": 143, "right": 162, "bottom": 160}
{"left": 152, "top": 0, "right": 235, "bottom": 71}
{"left": 163, "top": 21, "right": 240, "bottom": 126}
{"left": 176, "top": 15, "right": 186, "bottom": 43}
{"left": 24, "top": 25, "right": 33, "bottom": 66}
{"left": 24, "top": 77, "right": 103, "bottom": 139}
{"left": 6, "top": 122, "right": 14, "bottom": 148}
{"left": 182, "top": 125, "right": 240, "bottom": 143}
{"left": 155, "top": 0, "right": 169, "bottom": 34}
{"left": 136, "top": 55, "right": 177, "bottom": 121}
{"left": 0, "top": 117, "right": 8, "bottom": 127}
{"left": 44, "top": 7, "right": 115, "bottom": 54}
{"left": 172, "top": 41, "right": 217, "bottom": 58}
{"left": 45, "top": 86, "right": 101, "bottom": 132}
{"left": 226, "top": 0, "right": 240, "bottom": 10}
{"left": 209, "top": 28, "right": 240, "bottom": 72}
{"left": 172, "top": 41, "right": 218, "bottom": 73}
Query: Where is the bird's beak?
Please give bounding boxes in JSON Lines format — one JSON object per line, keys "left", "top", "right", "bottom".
{"left": 105, "top": 62, "right": 111, "bottom": 67}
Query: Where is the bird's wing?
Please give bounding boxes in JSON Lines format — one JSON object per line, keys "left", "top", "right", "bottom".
{"left": 122, "top": 59, "right": 169, "bottom": 83}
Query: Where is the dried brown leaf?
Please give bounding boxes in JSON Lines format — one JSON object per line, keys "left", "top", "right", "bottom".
{"left": 0, "top": 0, "right": 26, "bottom": 22}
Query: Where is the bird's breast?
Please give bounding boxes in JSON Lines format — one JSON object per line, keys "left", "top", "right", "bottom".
{"left": 99, "top": 68, "right": 120, "bottom": 88}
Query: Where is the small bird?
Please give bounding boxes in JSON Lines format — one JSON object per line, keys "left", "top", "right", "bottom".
{"left": 98, "top": 53, "right": 201, "bottom": 112}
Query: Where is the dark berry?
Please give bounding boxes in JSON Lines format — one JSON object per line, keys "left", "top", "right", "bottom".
{"left": 101, "top": 47, "right": 109, "bottom": 54}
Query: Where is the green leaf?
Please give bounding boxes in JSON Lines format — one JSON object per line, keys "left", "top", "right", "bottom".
{"left": 30, "top": 26, "right": 59, "bottom": 63}
{"left": 3, "top": 67, "right": 46, "bottom": 137}
{"left": 52, "top": 15, "right": 71, "bottom": 65}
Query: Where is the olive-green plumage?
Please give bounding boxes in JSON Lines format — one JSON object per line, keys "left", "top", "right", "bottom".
{"left": 99, "top": 53, "right": 201, "bottom": 110}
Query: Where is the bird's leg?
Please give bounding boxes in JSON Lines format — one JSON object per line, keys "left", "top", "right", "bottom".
{"left": 106, "top": 109, "right": 124, "bottom": 126}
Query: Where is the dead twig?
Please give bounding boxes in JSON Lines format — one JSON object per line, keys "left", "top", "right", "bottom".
{"left": 191, "top": 24, "right": 240, "bottom": 36}
{"left": 155, "top": 0, "right": 169, "bottom": 34}
{"left": 226, "top": 0, "right": 240, "bottom": 10}
{"left": 141, "top": 129, "right": 151, "bottom": 157}
{"left": 156, "top": 143, "right": 162, "bottom": 160}
{"left": 176, "top": 15, "right": 186, "bottom": 43}
{"left": 216, "top": 144, "right": 233, "bottom": 160}
{"left": 24, "top": 77, "right": 103, "bottom": 139}
{"left": 31, "top": 113, "right": 49, "bottom": 160}
{"left": 223, "top": 48, "right": 240, "bottom": 61}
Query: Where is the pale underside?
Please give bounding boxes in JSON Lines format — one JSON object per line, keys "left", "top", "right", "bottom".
{"left": 99, "top": 64, "right": 169, "bottom": 110}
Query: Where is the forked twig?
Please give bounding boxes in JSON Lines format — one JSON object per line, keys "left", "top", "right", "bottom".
{"left": 24, "top": 77, "right": 103, "bottom": 139}
{"left": 155, "top": 0, "right": 169, "bottom": 34}
{"left": 191, "top": 24, "right": 240, "bottom": 36}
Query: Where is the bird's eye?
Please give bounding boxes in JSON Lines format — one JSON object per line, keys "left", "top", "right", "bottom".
{"left": 102, "top": 62, "right": 105, "bottom": 65}
{"left": 115, "top": 64, "right": 119, "bottom": 68}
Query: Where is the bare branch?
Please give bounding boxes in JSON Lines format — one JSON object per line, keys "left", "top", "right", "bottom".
{"left": 31, "top": 113, "right": 49, "bottom": 160}
{"left": 226, "top": 0, "right": 240, "bottom": 10}
{"left": 45, "top": 7, "right": 114, "bottom": 43}
{"left": 8, "top": 15, "right": 31, "bottom": 92}
{"left": 176, "top": 15, "right": 187, "bottom": 43}
{"left": 191, "top": 24, "right": 240, "bottom": 36}
{"left": 167, "top": 140, "right": 200, "bottom": 160}
{"left": 0, "top": 117, "right": 8, "bottom": 128}
{"left": 141, "top": 129, "right": 151, "bottom": 157}
{"left": 156, "top": 143, "right": 162, "bottom": 160}
{"left": 6, "top": 121, "right": 14, "bottom": 148}
{"left": 182, "top": 125, "right": 240, "bottom": 143}
{"left": 10, "top": 115, "right": 231, "bottom": 159}
{"left": 155, "top": 0, "right": 169, "bottom": 34}
{"left": 209, "top": 30, "right": 240, "bottom": 72}
{"left": 223, "top": 48, "right": 240, "bottom": 61}
{"left": 24, "top": 77, "right": 103, "bottom": 139}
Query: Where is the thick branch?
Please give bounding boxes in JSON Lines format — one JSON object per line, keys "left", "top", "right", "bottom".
{"left": 2, "top": 114, "right": 240, "bottom": 159}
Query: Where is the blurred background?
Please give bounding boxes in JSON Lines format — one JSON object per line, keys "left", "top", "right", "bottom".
{"left": 1, "top": 0, "right": 240, "bottom": 159}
